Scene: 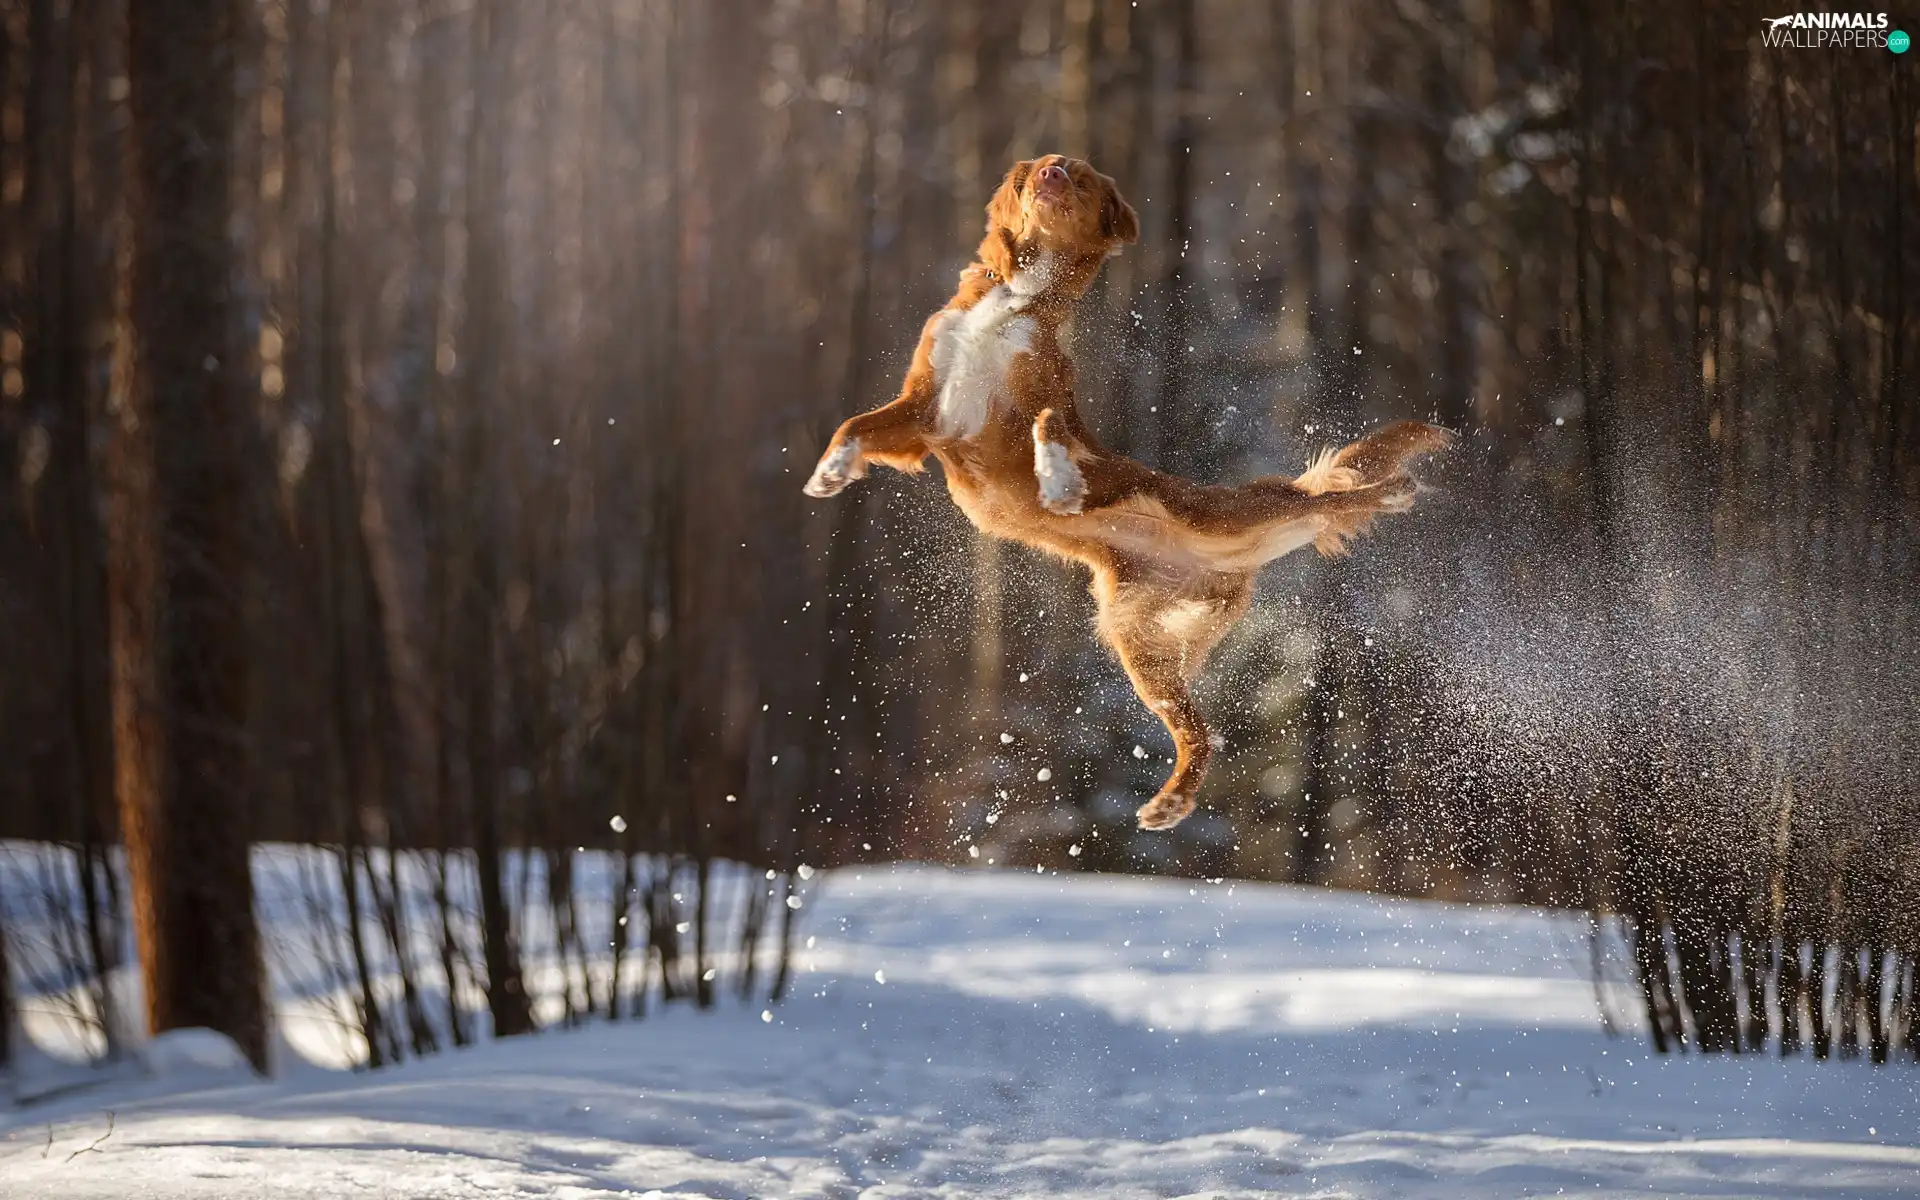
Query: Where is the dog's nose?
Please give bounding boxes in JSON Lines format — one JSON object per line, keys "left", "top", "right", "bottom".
{"left": 1037, "top": 163, "right": 1070, "bottom": 188}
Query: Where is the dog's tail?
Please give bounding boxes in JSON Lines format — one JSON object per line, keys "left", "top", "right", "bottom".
{"left": 1296, "top": 420, "right": 1452, "bottom": 556}
{"left": 1292, "top": 447, "right": 1365, "bottom": 497}
{"left": 1328, "top": 420, "right": 1454, "bottom": 482}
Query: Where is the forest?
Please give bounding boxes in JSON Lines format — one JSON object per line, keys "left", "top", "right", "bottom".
{"left": 0, "top": 0, "right": 1915, "bottom": 1076}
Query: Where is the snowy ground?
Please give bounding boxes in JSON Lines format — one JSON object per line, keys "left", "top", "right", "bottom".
{"left": 4, "top": 864, "right": 1918, "bottom": 1198}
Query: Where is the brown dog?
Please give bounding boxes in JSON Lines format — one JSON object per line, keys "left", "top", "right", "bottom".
{"left": 805, "top": 155, "right": 1447, "bottom": 831}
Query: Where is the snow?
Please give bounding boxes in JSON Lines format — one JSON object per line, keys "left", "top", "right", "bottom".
{"left": 5, "top": 864, "right": 1918, "bottom": 1198}
{"left": 138, "top": 1030, "right": 253, "bottom": 1080}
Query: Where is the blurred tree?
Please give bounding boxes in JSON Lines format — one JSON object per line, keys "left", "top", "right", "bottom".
{"left": 117, "top": 0, "right": 268, "bottom": 1070}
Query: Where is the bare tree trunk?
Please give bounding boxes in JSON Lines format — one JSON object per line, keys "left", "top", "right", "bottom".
{"left": 374, "top": 850, "right": 437, "bottom": 1057}
{"left": 310, "top": 0, "right": 390, "bottom": 1071}
{"left": 692, "top": 854, "right": 713, "bottom": 1010}
{"left": 118, "top": 0, "right": 268, "bottom": 1071}
{"left": 1421, "top": 0, "right": 1475, "bottom": 430}
{"left": 547, "top": 848, "right": 593, "bottom": 1024}
{"left": 430, "top": 849, "right": 469, "bottom": 1046}
{"left": 1153, "top": 0, "right": 1197, "bottom": 470}
{"left": 1866, "top": 947, "right": 1889, "bottom": 1064}
{"left": 1285, "top": 0, "right": 1326, "bottom": 368}
{"left": 1779, "top": 937, "right": 1805, "bottom": 1056}
{"left": 734, "top": 866, "right": 766, "bottom": 1001}
{"left": 770, "top": 868, "right": 800, "bottom": 1004}
{"left": 1293, "top": 610, "right": 1340, "bottom": 886}
{"left": 607, "top": 847, "right": 638, "bottom": 1020}
{"left": 338, "top": 843, "right": 387, "bottom": 1067}
{"left": 1810, "top": 940, "right": 1833, "bottom": 1059}
{"left": 629, "top": 857, "right": 655, "bottom": 1019}
{"left": 35, "top": 0, "right": 125, "bottom": 1060}
{"left": 648, "top": 867, "right": 683, "bottom": 1004}
{"left": 459, "top": 0, "right": 531, "bottom": 1041}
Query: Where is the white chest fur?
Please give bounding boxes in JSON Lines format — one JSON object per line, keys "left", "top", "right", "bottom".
{"left": 929, "top": 289, "right": 1035, "bottom": 439}
{"left": 928, "top": 252, "right": 1060, "bottom": 440}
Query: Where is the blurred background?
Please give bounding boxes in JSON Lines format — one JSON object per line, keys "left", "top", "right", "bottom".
{"left": 0, "top": 0, "right": 1916, "bottom": 1071}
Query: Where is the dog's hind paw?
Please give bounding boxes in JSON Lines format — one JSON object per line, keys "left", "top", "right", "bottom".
{"left": 804, "top": 437, "right": 865, "bottom": 498}
{"left": 1136, "top": 791, "right": 1197, "bottom": 831}
{"left": 1376, "top": 473, "right": 1418, "bottom": 513}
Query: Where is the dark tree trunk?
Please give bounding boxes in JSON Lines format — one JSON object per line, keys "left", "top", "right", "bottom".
{"left": 1284, "top": 0, "right": 1326, "bottom": 364}
{"left": 1778, "top": 938, "right": 1805, "bottom": 1056}
{"left": 1421, "top": 0, "right": 1475, "bottom": 430}
{"left": 430, "top": 850, "right": 470, "bottom": 1047}
{"left": 119, "top": 0, "right": 268, "bottom": 1072}
{"left": 1153, "top": 0, "right": 1198, "bottom": 472}
{"left": 1293, "top": 607, "right": 1341, "bottom": 887}
{"left": 770, "top": 868, "right": 800, "bottom": 1004}
{"left": 39, "top": 0, "right": 124, "bottom": 1060}
{"left": 339, "top": 845, "right": 388, "bottom": 1067}
{"left": 459, "top": 0, "right": 532, "bottom": 1041}
{"left": 608, "top": 848, "right": 639, "bottom": 1020}
{"left": 375, "top": 850, "right": 437, "bottom": 1057}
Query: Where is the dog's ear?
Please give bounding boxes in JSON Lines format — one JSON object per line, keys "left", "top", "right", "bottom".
{"left": 1098, "top": 172, "right": 1140, "bottom": 245}
{"left": 986, "top": 159, "right": 1035, "bottom": 238}
{"left": 980, "top": 227, "right": 1019, "bottom": 283}
{"left": 979, "top": 160, "right": 1033, "bottom": 280}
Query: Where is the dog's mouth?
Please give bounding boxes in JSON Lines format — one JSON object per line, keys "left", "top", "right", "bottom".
{"left": 1030, "top": 188, "right": 1077, "bottom": 228}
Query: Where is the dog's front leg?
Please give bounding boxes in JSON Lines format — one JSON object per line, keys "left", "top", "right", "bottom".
{"left": 1031, "top": 408, "right": 1089, "bottom": 514}
{"left": 805, "top": 392, "right": 934, "bottom": 498}
{"left": 807, "top": 317, "right": 949, "bottom": 499}
{"left": 804, "top": 423, "right": 869, "bottom": 497}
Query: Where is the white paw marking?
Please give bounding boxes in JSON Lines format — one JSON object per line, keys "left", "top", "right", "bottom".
{"left": 804, "top": 437, "right": 862, "bottom": 497}
{"left": 1033, "top": 436, "right": 1086, "bottom": 515}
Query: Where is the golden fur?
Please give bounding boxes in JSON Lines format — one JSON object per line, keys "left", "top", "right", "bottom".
{"left": 806, "top": 155, "right": 1448, "bottom": 831}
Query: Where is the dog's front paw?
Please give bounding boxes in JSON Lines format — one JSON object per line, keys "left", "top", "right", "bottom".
{"left": 1035, "top": 445, "right": 1086, "bottom": 514}
{"left": 1136, "top": 790, "right": 1197, "bottom": 832}
{"left": 1032, "top": 413, "right": 1087, "bottom": 515}
{"left": 804, "top": 437, "right": 865, "bottom": 498}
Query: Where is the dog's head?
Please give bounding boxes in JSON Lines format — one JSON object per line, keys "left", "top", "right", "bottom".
{"left": 980, "top": 155, "right": 1139, "bottom": 283}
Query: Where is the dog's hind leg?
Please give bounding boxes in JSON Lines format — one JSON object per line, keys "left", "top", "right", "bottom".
{"left": 1091, "top": 563, "right": 1252, "bottom": 831}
